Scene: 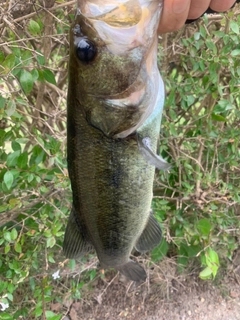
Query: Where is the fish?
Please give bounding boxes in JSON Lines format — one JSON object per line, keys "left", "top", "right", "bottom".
{"left": 63, "top": 0, "right": 170, "bottom": 282}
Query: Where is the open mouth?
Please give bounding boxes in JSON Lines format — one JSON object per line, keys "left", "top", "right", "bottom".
{"left": 75, "top": 1, "right": 160, "bottom": 56}
{"left": 77, "top": 0, "right": 142, "bottom": 27}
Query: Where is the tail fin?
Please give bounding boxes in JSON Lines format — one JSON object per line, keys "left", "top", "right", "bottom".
{"left": 116, "top": 260, "right": 147, "bottom": 282}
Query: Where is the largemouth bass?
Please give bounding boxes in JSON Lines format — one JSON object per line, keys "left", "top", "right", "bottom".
{"left": 63, "top": 0, "right": 170, "bottom": 282}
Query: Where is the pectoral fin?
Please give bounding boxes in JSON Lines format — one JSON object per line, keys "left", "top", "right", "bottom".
{"left": 137, "top": 136, "right": 171, "bottom": 170}
{"left": 135, "top": 212, "right": 162, "bottom": 253}
{"left": 63, "top": 206, "right": 93, "bottom": 258}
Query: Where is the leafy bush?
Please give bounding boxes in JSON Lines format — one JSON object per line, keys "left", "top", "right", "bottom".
{"left": 0, "top": 2, "right": 239, "bottom": 318}
{"left": 152, "top": 12, "right": 240, "bottom": 279}
{"left": 0, "top": 2, "right": 73, "bottom": 318}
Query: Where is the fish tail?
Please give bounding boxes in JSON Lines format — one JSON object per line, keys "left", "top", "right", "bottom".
{"left": 116, "top": 260, "right": 147, "bottom": 282}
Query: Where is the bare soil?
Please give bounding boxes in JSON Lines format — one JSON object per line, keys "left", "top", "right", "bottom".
{"left": 52, "top": 256, "right": 240, "bottom": 320}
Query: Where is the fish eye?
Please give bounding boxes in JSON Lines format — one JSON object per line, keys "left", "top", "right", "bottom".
{"left": 76, "top": 39, "right": 97, "bottom": 63}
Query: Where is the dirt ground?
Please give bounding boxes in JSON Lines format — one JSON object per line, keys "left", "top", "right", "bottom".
{"left": 52, "top": 256, "right": 240, "bottom": 320}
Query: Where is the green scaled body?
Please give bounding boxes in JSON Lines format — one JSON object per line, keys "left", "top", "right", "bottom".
{"left": 63, "top": 0, "right": 169, "bottom": 282}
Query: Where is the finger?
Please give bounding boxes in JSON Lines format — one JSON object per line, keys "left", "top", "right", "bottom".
{"left": 187, "top": 0, "right": 210, "bottom": 19}
{"left": 210, "top": 0, "right": 237, "bottom": 12}
{"left": 158, "top": 0, "right": 191, "bottom": 34}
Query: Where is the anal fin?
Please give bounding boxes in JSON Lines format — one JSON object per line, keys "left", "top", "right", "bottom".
{"left": 63, "top": 206, "right": 93, "bottom": 258}
{"left": 135, "top": 212, "right": 162, "bottom": 253}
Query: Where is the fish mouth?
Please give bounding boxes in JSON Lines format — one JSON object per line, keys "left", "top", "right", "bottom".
{"left": 77, "top": 0, "right": 142, "bottom": 27}
{"left": 76, "top": 0, "right": 162, "bottom": 55}
{"left": 73, "top": 0, "right": 163, "bottom": 138}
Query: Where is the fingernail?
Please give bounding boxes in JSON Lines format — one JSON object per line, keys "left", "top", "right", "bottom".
{"left": 173, "top": 0, "right": 189, "bottom": 14}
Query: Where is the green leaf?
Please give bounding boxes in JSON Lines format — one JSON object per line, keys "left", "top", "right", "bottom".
{"left": 28, "top": 20, "right": 41, "bottom": 35}
{"left": 5, "top": 244, "right": 11, "bottom": 254}
{"left": 21, "top": 50, "right": 32, "bottom": 66}
{"left": 199, "top": 266, "right": 212, "bottom": 280}
{"left": 46, "top": 237, "right": 56, "bottom": 248}
{"left": 0, "top": 204, "right": 9, "bottom": 213}
{"left": 31, "top": 69, "right": 39, "bottom": 82}
{"left": 89, "top": 269, "right": 97, "bottom": 281}
{"left": 9, "top": 198, "right": 20, "bottom": 209}
{"left": 199, "top": 25, "right": 206, "bottom": 38}
{"left": 177, "top": 255, "right": 188, "bottom": 273}
{"left": 231, "top": 49, "right": 240, "bottom": 56}
{"left": 197, "top": 219, "right": 211, "bottom": 236}
{"left": 48, "top": 255, "right": 55, "bottom": 263}
{"left": 12, "top": 141, "right": 21, "bottom": 151}
{"left": 17, "top": 152, "right": 28, "bottom": 169}
{"left": 34, "top": 306, "right": 43, "bottom": 317}
{"left": 7, "top": 293, "right": 13, "bottom": 302}
{"left": 14, "top": 242, "right": 22, "bottom": 253}
{"left": 6, "top": 151, "right": 21, "bottom": 167}
{"left": 186, "top": 95, "right": 195, "bottom": 107}
{"left": 19, "top": 69, "right": 33, "bottom": 95}
{"left": 43, "top": 69, "right": 56, "bottom": 85}
{"left": 0, "top": 51, "right": 4, "bottom": 63}
{"left": 151, "top": 238, "right": 169, "bottom": 263}
{"left": 7, "top": 283, "right": 15, "bottom": 293}
{"left": 1, "top": 53, "right": 16, "bottom": 73}
{"left": 206, "top": 248, "right": 219, "bottom": 266}
{"left": 27, "top": 173, "right": 34, "bottom": 183}
{"left": 11, "top": 228, "right": 18, "bottom": 241}
{"left": 4, "top": 231, "right": 12, "bottom": 242}
{"left": 205, "top": 248, "right": 219, "bottom": 278}
{"left": 230, "top": 20, "right": 239, "bottom": 34}
{"left": 4, "top": 171, "right": 14, "bottom": 190}
{"left": 5, "top": 100, "right": 16, "bottom": 117}
{"left": 38, "top": 69, "right": 45, "bottom": 82}
{"left": 213, "top": 100, "right": 234, "bottom": 113}
{"left": 185, "top": 244, "right": 201, "bottom": 258}
{"left": 0, "top": 95, "right": 6, "bottom": 109}
{"left": 29, "top": 277, "right": 36, "bottom": 291}
{"left": 0, "top": 313, "right": 12, "bottom": 320}
{"left": 36, "top": 51, "right": 45, "bottom": 66}
{"left": 206, "top": 40, "right": 217, "bottom": 54}
{"left": 45, "top": 311, "right": 61, "bottom": 320}
{"left": 69, "top": 259, "right": 76, "bottom": 271}
{"left": 29, "top": 145, "right": 46, "bottom": 165}
{"left": 211, "top": 113, "right": 226, "bottom": 122}
{"left": 194, "top": 32, "right": 200, "bottom": 41}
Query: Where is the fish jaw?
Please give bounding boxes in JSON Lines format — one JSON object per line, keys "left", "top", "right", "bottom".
{"left": 69, "top": 0, "right": 164, "bottom": 138}
{"left": 78, "top": 0, "right": 161, "bottom": 54}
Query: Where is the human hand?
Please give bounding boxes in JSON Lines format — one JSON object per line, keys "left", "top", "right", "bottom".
{"left": 158, "top": 0, "right": 237, "bottom": 33}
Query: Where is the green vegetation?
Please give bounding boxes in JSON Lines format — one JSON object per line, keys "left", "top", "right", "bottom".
{"left": 153, "top": 13, "right": 240, "bottom": 279}
{"left": 0, "top": 2, "right": 239, "bottom": 319}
